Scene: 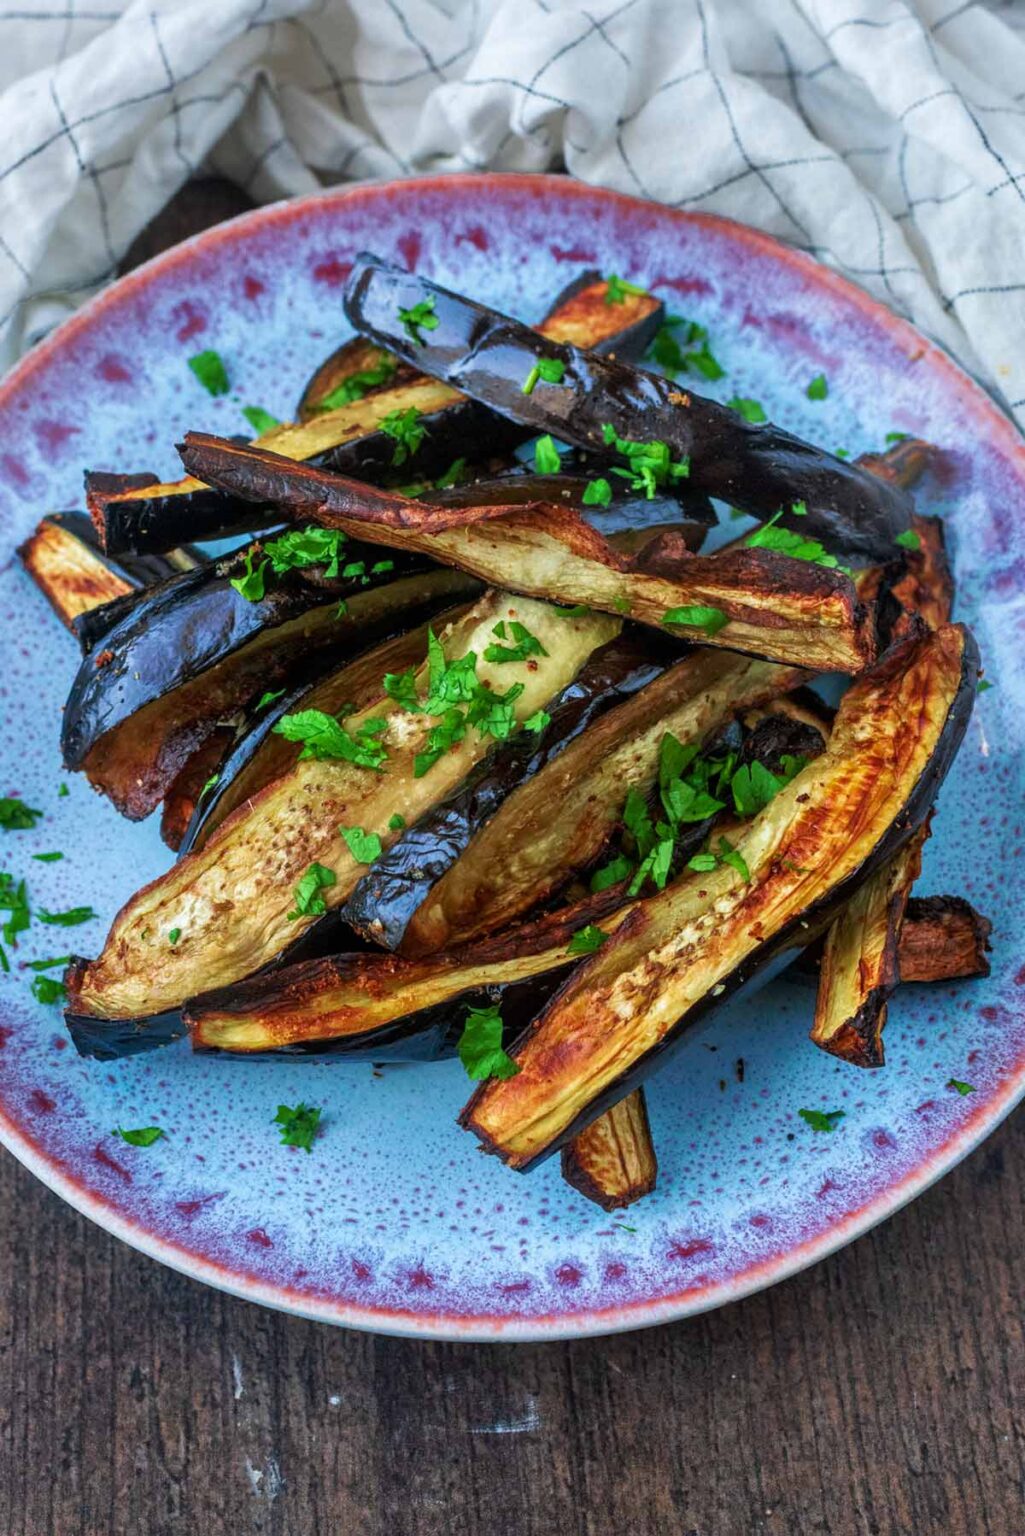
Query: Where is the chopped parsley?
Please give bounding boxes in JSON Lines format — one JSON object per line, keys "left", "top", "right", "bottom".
{"left": 806, "top": 373, "right": 829, "bottom": 400}
{"left": 0, "top": 799, "right": 42, "bottom": 831}
{"left": 533, "top": 434, "right": 562, "bottom": 475}
{"left": 885, "top": 430, "right": 910, "bottom": 444}
{"left": 37, "top": 905, "right": 95, "bottom": 927}
{"left": 168, "top": 928, "right": 181, "bottom": 945}
{"left": 32, "top": 851, "right": 62, "bottom": 863}
{"left": 977, "top": 679, "right": 993, "bottom": 693}
{"left": 25, "top": 954, "right": 70, "bottom": 971}
{"left": 582, "top": 477, "right": 612, "bottom": 508}
{"left": 645, "top": 314, "right": 723, "bottom": 380}
{"left": 716, "top": 836, "right": 750, "bottom": 882}
{"left": 188, "top": 349, "right": 230, "bottom": 396}
{"left": 522, "top": 709, "right": 550, "bottom": 734}
{"left": 230, "top": 549, "right": 269, "bottom": 602}
{"left": 434, "top": 456, "right": 469, "bottom": 490}
{"left": 388, "top": 813, "right": 406, "bottom": 831}
{"left": 567, "top": 924, "right": 608, "bottom": 955}
{"left": 601, "top": 423, "right": 690, "bottom": 498}
{"left": 589, "top": 853, "right": 634, "bottom": 894}
{"left": 745, "top": 510, "right": 849, "bottom": 573}
{"left": 605, "top": 273, "right": 649, "bottom": 305}
{"left": 199, "top": 774, "right": 220, "bottom": 798}
{"left": 318, "top": 352, "right": 397, "bottom": 410}
{"left": 662, "top": 605, "right": 729, "bottom": 637}
{"left": 457, "top": 1003, "right": 519, "bottom": 1081}
{"left": 113, "top": 1125, "right": 166, "bottom": 1147}
{"left": 379, "top": 406, "right": 426, "bottom": 467}
{"left": 397, "top": 297, "right": 439, "bottom": 346}
{"left": 895, "top": 528, "right": 922, "bottom": 552}
{"left": 947, "top": 1078, "right": 976, "bottom": 1096}
{"left": 727, "top": 396, "right": 767, "bottom": 424}
{"left": 484, "top": 619, "right": 549, "bottom": 665}
{"left": 256, "top": 688, "right": 286, "bottom": 711}
{"left": 274, "top": 709, "right": 389, "bottom": 771}
{"left": 414, "top": 709, "right": 466, "bottom": 778}
{"left": 340, "top": 825, "right": 382, "bottom": 864}
{"left": 554, "top": 604, "right": 591, "bottom": 618}
{"left": 274, "top": 1102, "right": 321, "bottom": 1152}
{"left": 730, "top": 756, "right": 805, "bottom": 817}
{"left": 30, "top": 974, "right": 65, "bottom": 1005}
{"left": 798, "top": 1108, "right": 844, "bottom": 1132}
{"left": 0, "top": 873, "right": 30, "bottom": 947}
{"left": 835, "top": 447, "right": 850, "bottom": 459}
{"left": 264, "top": 526, "right": 348, "bottom": 579}
{"left": 58, "top": 783, "right": 69, "bottom": 798}
{"left": 522, "top": 357, "right": 566, "bottom": 394}
{"left": 287, "top": 862, "right": 337, "bottom": 921}
{"left": 241, "top": 405, "right": 280, "bottom": 435}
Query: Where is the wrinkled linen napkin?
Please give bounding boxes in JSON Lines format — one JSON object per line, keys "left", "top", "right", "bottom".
{"left": 0, "top": 0, "right": 1022, "bottom": 425}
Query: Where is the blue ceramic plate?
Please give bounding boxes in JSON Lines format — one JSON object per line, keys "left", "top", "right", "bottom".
{"left": 0, "top": 174, "right": 1019, "bottom": 1340}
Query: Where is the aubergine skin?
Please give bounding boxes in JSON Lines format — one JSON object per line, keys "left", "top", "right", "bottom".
{"left": 461, "top": 623, "right": 978, "bottom": 1170}
{"left": 343, "top": 255, "right": 913, "bottom": 561}
{"left": 342, "top": 631, "right": 676, "bottom": 950}
{"left": 60, "top": 540, "right": 430, "bottom": 818}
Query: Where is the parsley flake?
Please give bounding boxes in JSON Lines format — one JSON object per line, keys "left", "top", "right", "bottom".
{"left": 484, "top": 619, "right": 549, "bottom": 665}
{"left": 256, "top": 688, "right": 286, "bottom": 711}
{"left": 340, "top": 825, "right": 382, "bottom": 864}
{"left": 590, "top": 854, "right": 634, "bottom": 894}
{"left": 242, "top": 405, "right": 280, "bottom": 435}
{"left": 457, "top": 1003, "right": 519, "bottom": 1081}
{"left": 25, "top": 954, "right": 70, "bottom": 971}
{"left": 798, "top": 1108, "right": 845, "bottom": 1132}
{"left": 188, "top": 349, "right": 230, "bottom": 396}
{"left": 601, "top": 423, "right": 690, "bottom": 498}
{"left": 645, "top": 314, "right": 723, "bottom": 380}
{"left": 37, "top": 905, "right": 95, "bottom": 927}
{"left": 806, "top": 373, "right": 829, "bottom": 400}
{"left": 895, "top": 528, "right": 922, "bottom": 552}
{"left": 380, "top": 406, "right": 427, "bottom": 467}
{"left": 727, "top": 396, "right": 767, "bottom": 424}
{"left": 274, "top": 709, "right": 388, "bottom": 771}
{"left": 554, "top": 604, "right": 591, "bottom": 618}
{"left": 32, "top": 851, "right": 62, "bottom": 863}
{"left": 168, "top": 928, "right": 181, "bottom": 945}
{"left": 230, "top": 549, "right": 269, "bottom": 603}
{"left": 885, "top": 430, "right": 910, "bottom": 444}
{"left": 567, "top": 924, "right": 608, "bottom": 955}
{"left": 287, "top": 862, "right": 337, "bottom": 921}
{"left": 745, "top": 510, "right": 848, "bottom": 573}
{"left": 522, "top": 357, "right": 566, "bottom": 394}
{"left": 662, "top": 605, "right": 729, "bottom": 637}
{"left": 30, "top": 974, "right": 66, "bottom": 1005}
{"left": 522, "top": 710, "right": 550, "bottom": 734}
{"left": 0, "top": 799, "right": 42, "bottom": 832}
{"left": 947, "top": 1078, "right": 976, "bottom": 1096}
{"left": 113, "top": 1126, "right": 166, "bottom": 1147}
{"left": 434, "top": 456, "right": 469, "bottom": 490}
{"left": 582, "top": 477, "right": 612, "bottom": 508}
{"left": 318, "top": 353, "right": 397, "bottom": 410}
{"left": 604, "top": 273, "right": 649, "bottom": 305}
{"left": 398, "top": 297, "right": 439, "bottom": 346}
{"left": 533, "top": 434, "right": 562, "bottom": 475}
{"left": 977, "top": 679, "right": 993, "bottom": 693}
{"left": 0, "top": 874, "right": 30, "bottom": 947}
{"left": 274, "top": 1102, "right": 321, "bottom": 1152}
{"left": 264, "top": 526, "right": 348, "bottom": 579}
{"left": 388, "top": 813, "right": 406, "bottom": 831}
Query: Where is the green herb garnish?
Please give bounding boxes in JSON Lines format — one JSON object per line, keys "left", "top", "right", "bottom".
{"left": 37, "top": 905, "right": 95, "bottom": 927}
{"left": 30, "top": 974, "right": 66, "bottom": 1005}
{"left": 885, "top": 430, "right": 910, "bottom": 444}
{"left": 230, "top": 548, "right": 269, "bottom": 602}
{"left": 188, "top": 349, "right": 230, "bottom": 396}
{"left": 601, "top": 423, "right": 690, "bottom": 498}
{"left": 113, "top": 1126, "right": 166, "bottom": 1147}
{"left": 582, "top": 477, "right": 612, "bottom": 508}
{"left": 287, "top": 862, "right": 337, "bottom": 921}
{"left": 977, "top": 679, "right": 993, "bottom": 693}
{"left": 554, "top": 604, "right": 591, "bottom": 618}
{"left": 274, "top": 710, "right": 389, "bottom": 771}
{"left": 895, "top": 528, "right": 922, "bottom": 551}
{"left": 434, "top": 456, "right": 469, "bottom": 490}
{"left": 947, "top": 1078, "right": 976, "bottom": 1096}
{"left": 264, "top": 526, "right": 348, "bottom": 579}
{"left": 0, "top": 799, "right": 42, "bottom": 831}
{"left": 388, "top": 813, "right": 406, "bottom": 831}
{"left": 32, "top": 851, "right": 63, "bottom": 863}
{"left": 806, "top": 373, "right": 828, "bottom": 400}
{"left": 522, "top": 357, "right": 566, "bottom": 394}
{"left": 533, "top": 434, "right": 562, "bottom": 475}
{"left": 318, "top": 353, "right": 397, "bottom": 410}
{"left": 242, "top": 405, "right": 281, "bottom": 435}
{"left": 398, "top": 297, "right": 438, "bottom": 346}
{"left": 567, "top": 924, "right": 608, "bottom": 955}
{"left": 604, "top": 273, "right": 649, "bottom": 305}
{"left": 340, "top": 825, "right": 382, "bottom": 864}
{"left": 457, "top": 1003, "right": 519, "bottom": 1081}
{"left": 745, "top": 510, "right": 848, "bottom": 572}
{"left": 256, "top": 689, "right": 286, "bottom": 712}
{"left": 274, "top": 1102, "right": 321, "bottom": 1152}
{"left": 484, "top": 619, "right": 549, "bottom": 665}
{"left": 522, "top": 710, "right": 550, "bottom": 734}
{"left": 25, "top": 955, "right": 70, "bottom": 971}
{"left": 0, "top": 874, "right": 30, "bottom": 947}
{"left": 380, "top": 406, "right": 427, "bottom": 467}
{"left": 727, "top": 396, "right": 766, "bottom": 424}
{"left": 662, "top": 605, "right": 728, "bottom": 636}
{"left": 590, "top": 854, "right": 634, "bottom": 894}
{"left": 798, "top": 1108, "right": 845, "bottom": 1132}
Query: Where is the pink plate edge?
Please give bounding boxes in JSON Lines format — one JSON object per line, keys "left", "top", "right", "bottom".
{"left": 0, "top": 171, "right": 1022, "bottom": 1343}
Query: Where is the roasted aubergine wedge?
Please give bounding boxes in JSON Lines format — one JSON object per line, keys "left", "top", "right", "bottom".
{"left": 342, "top": 255, "right": 913, "bottom": 560}
{"left": 64, "top": 595, "right": 621, "bottom": 1025}
{"left": 460, "top": 624, "right": 978, "bottom": 1170}
{"left": 18, "top": 512, "right": 201, "bottom": 634}
{"left": 178, "top": 434, "right": 876, "bottom": 674}
{"left": 899, "top": 896, "right": 992, "bottom": 982}
{"left": 560, "top": 1090, "right": 658, "bottom": 1212}
{"left": 93, "top": 273, "right": 664, "bottom": 555}
{"left": 60, "top": 541, "right": 450, "bottom": 820}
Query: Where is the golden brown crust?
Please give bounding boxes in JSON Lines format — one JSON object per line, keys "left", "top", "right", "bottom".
{"left": 18, "top": 519, "right": 133, "bottom": 626}
{"left": 561, "top": 1090, "right": 658, "bottom": 1210}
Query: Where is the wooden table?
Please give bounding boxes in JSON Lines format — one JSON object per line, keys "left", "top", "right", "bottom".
{"left": 2, "top": 184, "right": 1021, "bottom": 1536}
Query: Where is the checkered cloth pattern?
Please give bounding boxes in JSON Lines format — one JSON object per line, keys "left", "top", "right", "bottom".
{"left": 0, "top": 0, "right": 1022, "bottom": 425}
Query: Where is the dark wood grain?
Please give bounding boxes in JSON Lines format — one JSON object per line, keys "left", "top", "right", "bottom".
{"left": 3, "top": 180, "right": 1022, "bottom": 1536}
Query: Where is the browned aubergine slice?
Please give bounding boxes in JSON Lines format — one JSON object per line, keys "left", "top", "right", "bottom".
{"left": 64, "top": 595, "right": 620, "bottom": 1027}
{"left": 899, "top": 896, "right": 992, "bottom": 982}
{"left": 560, "top": 1091, "right": 658, "bottom": 1211}
{"left": 178, "top": 433, "right": 876, "bottom": 674}
{"left": 342, "top": 255, "right": 913, "bottom": 561}
{"left": 92, "top": 274, "right": 666, "bottom": 555}
{"left": 60, "top": 542, "right": 446, "bottom": 820}
{"left": 460, "top": 623, "right": 978, "bottom": 1170}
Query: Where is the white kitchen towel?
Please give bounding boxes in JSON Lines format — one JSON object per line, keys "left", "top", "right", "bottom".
{"left": 0, "top": 0, "right": 1022, "bottom": 426}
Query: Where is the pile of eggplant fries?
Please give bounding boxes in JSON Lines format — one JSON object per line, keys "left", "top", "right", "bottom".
{"left": 19, "top": 262, "right": 992, "bottom": 1211}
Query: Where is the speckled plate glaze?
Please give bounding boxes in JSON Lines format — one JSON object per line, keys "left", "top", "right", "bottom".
{"left": 0, "top": 174, "right": 1021, "bottom": 1341}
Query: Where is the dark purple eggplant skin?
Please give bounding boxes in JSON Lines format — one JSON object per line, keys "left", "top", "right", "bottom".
{"left": 60, "top": 539, "right": 428, "bottom": 772}
{"left": 343, "top": 255, "right": 914, "bottom": 561}
{"left": 495, "top": 628, "right": 980, "bottom": 1168}
{"left": 342, "top": 631, "right": 678, "bottom": 951}
{"left": 86, "top": 469, "right": 279, "bottom": 556}
{"left": 437, "top": 466, "right": 714, "bottom": 543}
{"left": 44, "top": 510, "right": 203, "bottom": 589}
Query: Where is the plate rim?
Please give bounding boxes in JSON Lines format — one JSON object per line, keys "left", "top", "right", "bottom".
{"left": 0, "top": 170, "right": 1020, "bottom": 1342}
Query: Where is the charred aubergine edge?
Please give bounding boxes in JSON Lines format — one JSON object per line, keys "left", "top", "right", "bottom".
{"left": 17, "top": 512, "right": 202, "bottom": 634}
{"left": 64, "top": 594, "right": 622, "bottom": 1027}
{"left": 341, "top": 255, "right": 912, "bottom": 561}
{"left": 460, "top": 623, "right": 978, "bottom": 1170}
{"left": 60, "top": 542, "right": 451, "bottom": 820}
{"left": 91, "top": 274, "right": 666, "bottom": 555}
{"left": 177, "top": 433, "right": 876, "bottom": 675}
